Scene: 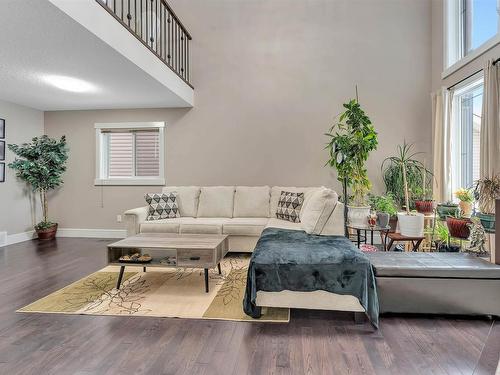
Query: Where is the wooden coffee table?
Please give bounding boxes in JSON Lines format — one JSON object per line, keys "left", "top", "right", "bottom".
{"left": 107, "top": 233, "right": 229, "bottom": 292}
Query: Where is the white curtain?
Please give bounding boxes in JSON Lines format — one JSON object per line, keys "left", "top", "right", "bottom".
{"left": 480, "top": 60, "right": 500, "bottom": 178}
{"left": 432, "top": 87, "right": 453, "bottom": 202}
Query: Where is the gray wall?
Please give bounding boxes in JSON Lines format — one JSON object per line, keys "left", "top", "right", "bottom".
{"left": 44, "top": 0, "right": 433, "bottom": 230}
{"left": 0, "top": 100, "right": 44, "bottom": 236}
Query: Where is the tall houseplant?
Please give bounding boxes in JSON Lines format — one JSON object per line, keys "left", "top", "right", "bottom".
{"left": 325, "top": 97, "right": 378, "bottom": 226}
{"left": 381, "top": 143, "right": 433, "bottom": 210}
{"left": 382, "top": 142, "right": 424, "bottom": 236}
{"left": 8, "top": 135, "right": 68, "bottom": 240}
{"left": 474, "top": 175, "right": 500, "bottom": 233}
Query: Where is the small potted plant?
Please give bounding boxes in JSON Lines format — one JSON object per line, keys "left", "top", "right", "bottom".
{"left": 414, "top": 166, "right": 434, "bottom": 214}
{"left": 428, "top": 221, "right": 460, "bottom": 252}
{"left": 446, "top": 213, "right": 471, "bottom": 239}
{"left": 454, "top": 188, "right": 474, "bottom": 217}
{"left": 8, "top": 135, "right": 68, "bottom": 240}
{"left": 325, "top": 94, "right": 378, "bottom": 226}
{"left": 383, "top": 142, "right": 424, "bottom": 236}
{"left": 368, "top": 194, "right": 397, "bottom": 228}
{"left": 436, "top": 201, "right": 460, "bottom": 220}
{"left": 474, "top": 175, "right": 500, "bottom": 233}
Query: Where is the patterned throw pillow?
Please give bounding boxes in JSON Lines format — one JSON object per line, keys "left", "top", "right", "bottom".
{"left": 145, "top": 193, "right": 180, "bottom": 221}
{"left": 276, "top": 191, "right": 304, "bottom": 223}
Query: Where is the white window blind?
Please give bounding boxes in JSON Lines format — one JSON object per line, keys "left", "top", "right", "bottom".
{"left": 95, "top": 122, "right": 165, "bottom": 186}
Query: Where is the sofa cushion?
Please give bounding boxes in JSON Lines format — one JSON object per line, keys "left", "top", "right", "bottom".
{"left": 180, "top": 218, "right": 231, "bottom": 234}
{"left": 140, "top": 220, "right": 180, "bottom": 234}
{"left": 161, "top": 186, "right": 200, "bottom": 217}
{"left": 300, "top": 188, "right": 338, "bottom": 234}
{"left": 197, "top": 186, "right": 235, "bottom": 218}
{"left": 270, "top": 186, "right": 317, "bottom": 218}
{"left": 145, "top": 192, "right": 180, "bottom": 220}
{"left": 276, "top": 191, "right": 304, "bottom": 223}
{"left": 233, "top": 186, "right": 270, "bottom": 218}
{"left": 265, "top": 218, "right": 303, "bottom": 231}
{"left": 223, "top": 218, "right": 269, "bottom": 236}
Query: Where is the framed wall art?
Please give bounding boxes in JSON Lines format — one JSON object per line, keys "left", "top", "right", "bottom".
{"left": 0, "top": 118, "right": 4, "bottom": 139}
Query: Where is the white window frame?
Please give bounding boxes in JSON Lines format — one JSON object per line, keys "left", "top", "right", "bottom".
{"left": 450, "top": 74, "right": 483, "bottom": 194}
{"left": 443, "top": 0, "right": 500, "bottom": 78}
{"left": 94, "top": 122, "right": 165, "bottom": 186}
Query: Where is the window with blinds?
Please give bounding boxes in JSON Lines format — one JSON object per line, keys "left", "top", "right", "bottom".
{"left": 106, "top": 131, "right": 160, "bottom": 178}
{"left": 95, "top": 122, "right": 165, "bottom": 186}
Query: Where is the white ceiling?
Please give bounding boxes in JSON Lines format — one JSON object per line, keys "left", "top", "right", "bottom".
{"left": 0, "top": 0, "right": 191, "bottom": 111}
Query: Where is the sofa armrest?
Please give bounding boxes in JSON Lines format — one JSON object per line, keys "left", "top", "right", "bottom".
{"left": 124, "top": 206, "right": 148, "bottom": 236}
{"left": 320, "top": 202, "right": 346, "bottom": 236}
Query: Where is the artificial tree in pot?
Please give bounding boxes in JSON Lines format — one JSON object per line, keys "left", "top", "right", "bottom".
{"left": 325, "top": 96, "right": 378, "bottom": 226}
{"left": 382, "top": 142, "right": 424, "bottom": 237}
{"left": 8, "top": 135, "right": 68, "bottom": 240}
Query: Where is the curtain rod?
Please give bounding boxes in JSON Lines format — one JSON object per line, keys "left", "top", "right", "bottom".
{"left": 447, "top": 57, "right": 499, "bottom": 90}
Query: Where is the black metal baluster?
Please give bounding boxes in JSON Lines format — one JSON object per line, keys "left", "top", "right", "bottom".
{"left": 134, "top": 0, "right": 136, "bottom": 33}
{"left": 121, "top": 0, "right": 123, "bottom": 21}
{"left": 187, "top": 38, "right": 189, "bottom": 82}
{"left": 127, "top": 0, "right": 130, "bottom": 27}
{"left": 149, "top": 0, "right": 153, "bottom": 48}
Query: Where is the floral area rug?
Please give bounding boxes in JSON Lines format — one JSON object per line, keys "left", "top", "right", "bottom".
{"left": 18, "top": 255, "right": 289, "bottom": 322}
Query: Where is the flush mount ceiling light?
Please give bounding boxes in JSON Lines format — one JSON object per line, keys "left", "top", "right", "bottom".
{"left": 41, "top": 75, "right": 97, "bottom": 93}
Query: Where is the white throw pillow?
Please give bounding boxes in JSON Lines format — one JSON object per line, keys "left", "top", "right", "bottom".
{"left": 300, "top": 188, "right": 338, "bottom": 234}
{"left": 161, "top": 186, "right": 200, "bottom": 217}
{"left": 233, "top": 186, "right": 270, "bottom": 217}
{"left": 197, "top": 186, "right": 235, "bottom": 218}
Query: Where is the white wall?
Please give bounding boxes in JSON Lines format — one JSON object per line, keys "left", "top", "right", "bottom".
{"left": 44, "top": 0, "right": 433, "bottom": 230}
{"left": 0, "top": 100, "right": 44, "bottom": 243}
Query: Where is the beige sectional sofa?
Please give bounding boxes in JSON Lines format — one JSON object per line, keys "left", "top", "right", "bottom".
{"left": 124, "top": 185, "right": 345, "bottom": 252}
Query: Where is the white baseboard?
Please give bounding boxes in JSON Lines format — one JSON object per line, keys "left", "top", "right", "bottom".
{"left": 56, "top": 228, "right": 126, "bottom": 239}
{"left": 2, "top": 230, "right": 37, "bottom": 246}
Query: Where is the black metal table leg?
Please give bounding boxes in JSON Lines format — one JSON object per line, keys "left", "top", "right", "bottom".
{"left": 204, "top": 268, "right": 209, "bottom": 293}
{"left": 370, "top": 230, "right": 374, "bottom": 245}
{"left": 357, "top": 229, "right": 361, "bottom": 248}
{"left": 217, "top": 263, "right": 221, "bottom": 275}
{"left": 143, "top": 266, "right": 146, "bottom": 272}
{"left": 116, "top": 266, "right": 125, "bottom": 289}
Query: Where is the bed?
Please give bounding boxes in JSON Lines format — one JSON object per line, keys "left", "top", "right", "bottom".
{"left": 243, "top": 228, "right": 379, "bottom": 327}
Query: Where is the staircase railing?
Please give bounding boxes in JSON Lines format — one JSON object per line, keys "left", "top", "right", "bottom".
{"left": 96, "top": 0, "right": 192, "bottom": 87}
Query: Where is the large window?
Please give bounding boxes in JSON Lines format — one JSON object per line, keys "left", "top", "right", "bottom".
{"left": 446, "top": 0, "right": 500, "bottom": 68}
{"left": 451, "top": 77, "right": 483, "bottom": 192}
{"left": 95, "top": 122, "right": 165, "bottom": 185}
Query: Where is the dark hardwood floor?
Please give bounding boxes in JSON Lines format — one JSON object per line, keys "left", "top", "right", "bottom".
{"left": 0, "top": 238, "right": 498, "bottom": 375}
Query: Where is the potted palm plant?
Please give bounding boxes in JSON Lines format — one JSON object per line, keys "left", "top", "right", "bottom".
{"left": 325, "top": 96, "right": 378, "bottom": 226}
{"left": 474, "top": 175, "right": 500, "bottom": 233}
{"left": 382, "top": 143, "right": 433, "bottom": 210}
{"left": 368, "top": 194, "right": 397, "bottom": 228}
{"left": 382, "top": 142, "right": 424, "bottom": 237}
{"left": 8, "top": 135, "right": 68, "bottom": 240}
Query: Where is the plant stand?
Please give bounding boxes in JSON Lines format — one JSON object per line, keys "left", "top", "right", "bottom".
{"left": 383, "top": 232, "right": 425, "bottom": 252}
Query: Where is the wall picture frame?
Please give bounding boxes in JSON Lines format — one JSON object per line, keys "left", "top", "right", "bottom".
{"left": 0, "top": 140, "right": 4, "bottom": 161}
{"left": 0, "top": 163, "right": 4, "bottom": 183}
{"left": 0, "top": 118, "right": 4, "bottom": 139}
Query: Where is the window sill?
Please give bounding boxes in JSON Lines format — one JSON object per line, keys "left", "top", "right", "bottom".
{"left": 94, "top": 178, "right": 165, "bottom": 186}
{"left": 443, "top": 34, "right": 500, "bottom": 79}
